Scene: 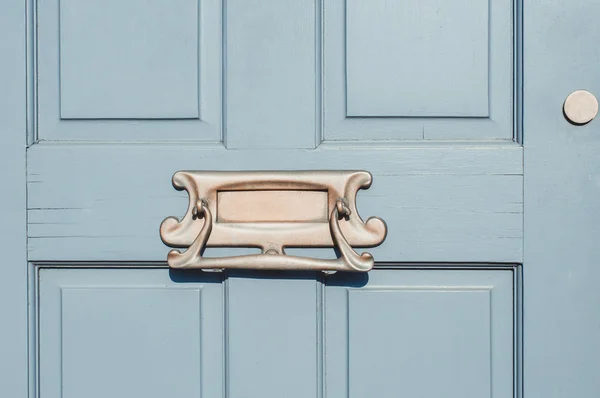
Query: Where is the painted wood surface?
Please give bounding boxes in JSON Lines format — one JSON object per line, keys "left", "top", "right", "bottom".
{"left": 35, "top": 0, "right": 516, "bottom": 143}
{"left": 60, "top": 0, "right": 199, "bottom": 119}
{"left": 524, "top": 0, "right": 600, "bottom": 396}
{"left": 225, "top": 0, "right": 318, "bottom": 149}
{"left": 326, "top": 269, "right": 514, "bottom": 398}
{"left": 27, "top": 144, "right": 523, "bottom": 263}
{"left": 347, "top": 0, "right": 491, "bottom": 117}
{"left": 37, "top": 0, "right": 222, "bottom": 141}
{"left": 0, "top": 1, "right": 28, "bottom": 396}
{"left": 324, "top": 0, "right": 513, "bottom": 140}
{"left": 38, "top": 268, "right": 225, "bottom": 398}
{"left": 5, "top": 0, "right": 598, "bottom": 397}
{"left": 37, "top": 267, "right": 513, "bottom": 398}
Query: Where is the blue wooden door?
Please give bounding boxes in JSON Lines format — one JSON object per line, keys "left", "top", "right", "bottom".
{"left": 32, "top": 1, "right": 519, "bottom": 397}
{"left": 2, "top": 0, "right": 599, "bottom": 397}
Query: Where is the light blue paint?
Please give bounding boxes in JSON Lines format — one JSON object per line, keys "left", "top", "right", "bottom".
{"left": 0, "top": 1, "right": 28, "bottom": 397}
{"left": 325, "top": 269, "right": 514, "bottom": 398}
{"left": 37, "top": 0, "right": 222, "bottom": 141}
{"left": 324, "top": 0, "right": 513, "bottom": 140}
{"left": 38, "top": 268, "right": 225, "bottom": 398}
{"left": 60, "top": 0, "right": 200, "bottom": 119}
{"left": 1, "top": 0, "right": 598, "bottom": 397}
{"left": 524, "top": 0, "right": 600, "bottom": 396}
{"left": 347, "top": 0, "right": 490, "bottom": 117}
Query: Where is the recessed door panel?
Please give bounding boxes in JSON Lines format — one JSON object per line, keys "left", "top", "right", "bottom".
{"left": 36, "top": 0, "right": 222, "bottom": 141}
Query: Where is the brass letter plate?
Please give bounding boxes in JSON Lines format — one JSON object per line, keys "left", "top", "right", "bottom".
{"left": 160, "top": 171, "right": 387, "bottom": 272}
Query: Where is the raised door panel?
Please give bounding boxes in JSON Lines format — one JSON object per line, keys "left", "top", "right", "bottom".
{"left": 37, "top": 0, "right": 222, "bottom": 141}
{"left": 38, "top": 268, "right": 224, "bottom": 398}
{"left": 59, "top": 0, "right": 199, "bottom": 119}
{"left": 347, "top": 0, "right": 489, "bottom": 118}
{"left": 325, "top": 269, "right": 514, "bottom": 398}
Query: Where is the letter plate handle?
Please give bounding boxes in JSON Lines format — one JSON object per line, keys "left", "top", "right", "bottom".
{"left": 159, "top": 171, "right": 387, "bottom": 272}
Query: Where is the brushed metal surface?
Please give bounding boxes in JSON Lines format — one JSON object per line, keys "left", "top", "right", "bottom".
{"left": 217, "top": 190, "right": 328, "bottom": 223}
{"left": 160, "top": 171, "right": 387, "bottom": 272}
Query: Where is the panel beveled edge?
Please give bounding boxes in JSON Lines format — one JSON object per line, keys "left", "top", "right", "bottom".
{"left": 325, "top": 0, "right": 515, "bottom": 141}
{"left": 35, "top": 0, "right": 222, "bottom": 142}
{"left": 26, "top": 144, "right": 522, "bottom": 263}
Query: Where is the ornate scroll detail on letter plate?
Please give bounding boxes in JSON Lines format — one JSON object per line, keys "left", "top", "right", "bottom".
{"left": 160, "top": 171, "right": 387, "bottom": 272}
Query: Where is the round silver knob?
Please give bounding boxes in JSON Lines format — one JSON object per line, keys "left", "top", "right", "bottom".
{"left": 563, "top": 90, "right": 598, "bottom": 125}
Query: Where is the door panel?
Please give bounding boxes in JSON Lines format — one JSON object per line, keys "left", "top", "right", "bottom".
{"left": 37, "top": 0, "right": 222, "bottom": 141}
{"left": 324, "top": 0, "right": 513, "bottom": 140}
{"left": 59, "top": 0, "right": 199, "bottom": 120}
{"left": 36, "top": 0, "right": 516, "bottom": 142}
{"left": 346, "top": 0, "right": 491, "bottom": 117}
{"left": 38, "top": 268, "right": 225, "bottom": 398}
{"left": 226, "top": 272, "right": 319, "bottom": 398}
{"left": 325, "top": 269, "right": 514, "bottom": 398}
{"left": 524, "top": 0, "right": 600, "bottom": 396}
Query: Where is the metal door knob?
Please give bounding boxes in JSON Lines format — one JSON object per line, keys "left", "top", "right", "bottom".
{"left": 563, "top": 90, "right": 598, "bottom": 125}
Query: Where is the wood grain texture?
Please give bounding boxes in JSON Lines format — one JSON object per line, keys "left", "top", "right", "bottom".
{"left": 524, "top": 0, "right": 600, "bottom": 396}
{"left": 325, "top": 269, "right": 513, "bottom": 398}
{"left": 27, "top": 143, "right": 523, "bottom": 262}
{"left": 324, "top": 0, "right": 513, "bottom": 140}
{"left": 0, "top": 1, "right": 28, "bottom": 395}
{"left": 37, "top": 0, "right": 222, "bottom": 141}
{"left": 224, "top": 0, "right": 318, "bottom": 149}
